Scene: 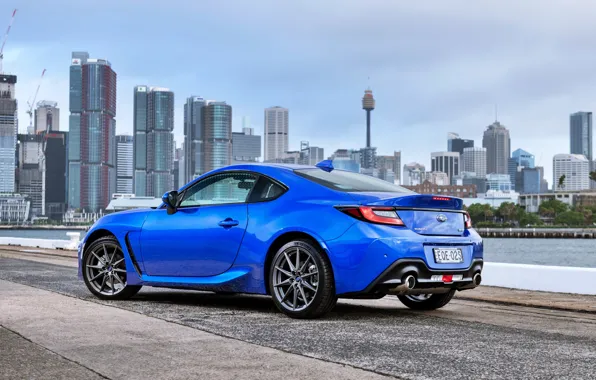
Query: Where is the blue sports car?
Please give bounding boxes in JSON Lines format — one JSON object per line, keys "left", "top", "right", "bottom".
{"left": 78, "top": 161, "right": 483, "bottom": 318}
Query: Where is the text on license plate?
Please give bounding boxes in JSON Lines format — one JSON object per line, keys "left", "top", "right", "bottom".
{"left": 433, "top": 248, "right": 463, "bottom": 263}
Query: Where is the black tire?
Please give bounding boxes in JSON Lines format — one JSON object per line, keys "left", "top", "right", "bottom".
{"left": 269, "top": 239, "right": 337, "bottom": 319}
{"left": 82, "top": 236, "right": 142, "bottom": 300}
{"left": 397, "top": 290, "right": 456, "bottom": 311}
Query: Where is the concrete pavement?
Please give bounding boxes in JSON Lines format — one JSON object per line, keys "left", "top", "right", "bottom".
{"left": 1, "top": 252, "right": 596, "bottom": 379}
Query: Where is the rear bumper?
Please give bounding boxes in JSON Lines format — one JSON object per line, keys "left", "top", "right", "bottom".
{"left": 325, "top": 222, "right": 484, "bottom": 295}
{"left": 340, "top": 258, "right": 483, "bottom": 297}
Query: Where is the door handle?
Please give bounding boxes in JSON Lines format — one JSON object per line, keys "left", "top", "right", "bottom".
{"left": 218, "top": 218, "right": 239, "bottom": 228}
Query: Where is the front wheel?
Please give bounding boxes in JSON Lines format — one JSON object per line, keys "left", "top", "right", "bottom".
{"left": 397, "top": 290, "right": 456, "bottom": 311}
{"left": 82, "top": 236, "right": 142, "bottom": 300}
{"left": 269, "top": 239, "right": 337, "bottom": 319}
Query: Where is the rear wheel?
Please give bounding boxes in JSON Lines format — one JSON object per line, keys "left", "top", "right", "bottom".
{"left": 269, "top": 239, "right": 337, "bottom": 319}
{"left": 397, "top": 290, "right": 456, "bottom": 311}
{"left": 82, "top": 236, "right": 142, "bottom": 300}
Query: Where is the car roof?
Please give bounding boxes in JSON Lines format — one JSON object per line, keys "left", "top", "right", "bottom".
{"left": 218, "top": 163, "right": 316, "bottom": 171}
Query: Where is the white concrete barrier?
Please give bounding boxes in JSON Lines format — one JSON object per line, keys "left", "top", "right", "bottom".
{"left": 0, "top": 232, "right": 80, "bottom": 251}
{"left": 483, "top": 262, "right": 596, "bottom": 295}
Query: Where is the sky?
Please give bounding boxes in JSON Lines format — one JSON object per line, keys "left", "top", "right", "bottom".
{"left": 3, "top": 0, "right": 596, "bottom": 184}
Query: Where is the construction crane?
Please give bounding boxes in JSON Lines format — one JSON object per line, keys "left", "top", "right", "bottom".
{"left": 0, "top": 9, "right": 17, "bottom": 74}
{"left": 26, "top": 69, "right": 46, "bottom": 134}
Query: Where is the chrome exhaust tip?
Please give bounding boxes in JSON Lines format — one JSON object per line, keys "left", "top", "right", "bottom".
{"left": 404, "top": 275, "right": 416, "bottom": 290}
{"left": 473, "top": 273, "right": 482, "bottom": 286}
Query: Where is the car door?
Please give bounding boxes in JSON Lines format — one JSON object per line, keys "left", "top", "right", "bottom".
{"left": 139, "top": 171, "right": 258, "bottom": 277}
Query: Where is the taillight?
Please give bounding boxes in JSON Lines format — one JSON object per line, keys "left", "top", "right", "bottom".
{"left": 464, "top": 211, "right": 472, "bottom": 229}
{"left": 337, "top": 206, "right": 405, "bottom": 226}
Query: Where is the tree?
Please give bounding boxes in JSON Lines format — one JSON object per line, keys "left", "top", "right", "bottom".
{"left": 519, "top": 212, "right": 542, "bottom": 226}
{"left": 558, "top": 175, "right": 566, "bottom": 190}
{"left": 555, "top": 211, "right": 585, "bottom": 226}
{"left": 466, "top": 203, "right": 486, "bottom": 224}
{"left": 482, "top": 204, "right": 494, "bottom": 222}
{"left": 497, "top": 202, "right": 517, "bottom": 223}
{"left": 538, "top": 199, "right": 568, "bottom": 216}
{"left": 590, "top": 171, "right": 596, "bottom": 183}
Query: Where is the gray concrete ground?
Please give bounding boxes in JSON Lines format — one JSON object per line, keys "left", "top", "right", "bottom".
{"left": 1, "top": 251, "right": 596, "bottom": 379}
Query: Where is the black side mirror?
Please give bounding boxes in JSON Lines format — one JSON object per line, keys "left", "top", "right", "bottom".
{"left": 162, "top": 190, "right": 179, "bottom": 215}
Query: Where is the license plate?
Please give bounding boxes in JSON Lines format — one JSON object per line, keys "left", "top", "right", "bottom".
{"left": 433, "top": 248, "right": 463, "bottom": 263}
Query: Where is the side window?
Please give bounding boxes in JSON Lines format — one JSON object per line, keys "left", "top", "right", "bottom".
{"left": 249, "top": 177, "right": 287, "bottom": 202}
{"left": 179, "top": 172, "right": 257, "bottom": 207}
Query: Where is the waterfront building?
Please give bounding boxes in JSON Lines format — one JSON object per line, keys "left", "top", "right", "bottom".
{"left": 43, "top": 131, "right": 68, "bottom": 220}
{"left": 116, "top": 135, "right": 133, "bottom": 194}
{"left": 0, "top": 193, "right": 30, "bottom": 224}
{"left": 403, "top": 162, "right": 426, "bottom": 186}
{"left": 34, "top": 101, "right": 60, "bottom": 134}
{"left": 0, "top": 74, "right": 17, "bottom": 193}
{"left": 133, "top": 86, "right": 175, "bottom": 197}
{"left": 203, "top": 101, "right": 232, "bottom": 173}
{"left": 462, "top": 147, "right": 487, "bottom": 178}
{"left": 264, "top": 106, "right": 289, "bottom": 161}
{"left": 403, "top": 180, "right": 477, "bottom": 198}
{"left": 425, "top": 171, "right": 450, "bottom": 186}
{"left": 519, "top": 191, "right": 596, "bottom": 213}
{"left": 299, "top": 141, "right": 325, "bottom": 166}
{"left": 431, "top": 151, "right": 460, "bottom": 182}
{"left": 329, "top": 149, "right": 360, "bottom": 173}
{"left": 183, "top": 96, "right": 206, "bottom": 183}
{"left": 68, "top": 52, "right": 117, "bottom": 212}
{"left": 452, "top": 171, "right": 487, "bottom": 193}
{"left": 512, "top": 148, "right": 535, "bottom": 168}
{"left": 570, "top": 112, "right": 592, "bottom": 162}
{"left": 486, "top": 173, "right": 513, "bottom": 192}
{"left": 482, "top": 121, "right": 511, "bottom": 175}
{"left": 16, "top": 134, "right": 43, "bottom": 218}
{"left": 377, "top": 151, "right": 401, "bottom": 184}
{"left": 232, "top": 124, "right": 261, "bottom": 164}
{"left": 518, "top": 167, "right": 541, "bottom": 194}
{"left": 447, "top": 132, "right": 474, "bottom": 155}
{"left": 553, "top": 153, "right": 590, "bottom": 191}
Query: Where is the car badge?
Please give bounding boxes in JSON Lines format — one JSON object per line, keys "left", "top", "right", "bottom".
{"left": 436, "top": 214, "right": 447, "bottom": 223}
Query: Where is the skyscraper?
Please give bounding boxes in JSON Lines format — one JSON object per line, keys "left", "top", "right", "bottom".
{"left": 462, "top": 147, "right": 487, "bottom": 177}
{"left": 16, "top": 134, "right": 43, "bottom": 217}
{"left": 232, "top": 127, "right": 261, "bottom": 164}
{"left": 362, "top": 89, "right": 375, "bottom": 148}
{"left": 511, "top": 148, "right": 535, "bottom": 168}
{"left": 377, "top": 151, "right": 401, "bottom": 184}
{"left": 42, "top": 131, "right": 68, "bottom": 220}
{"left": 133, "top": 86, "right": 174, "bottom": 197}
{"left": 34, "top": 101, "right": 60, "bottom": 134}
{"left": 553, "top": 153, "right": 590, "bottom": 191}
{"left": 183, "top": 96, "right": 206, "bottom": 182}
{"left": 482, "top": 121, "right": 511, "bottom": 175}
{"left": 116, "top": 135, "right": 133, "bottom": 194}
{"left": 570, "top": 112, "right": 592, "bottom": 162}
{"left": 203, "top": 101, "right": 232, "bottom": 173}
{"left": 431, "top": 151, "right": 460, "bottom": 182}
{"left": 67, "top": 51, "right": 89, "bottom": 208}
{"left": 79, "top": 58, "right": 117, "bottom": 212}
{"left": 447, "top": 133, "right": 474, "bottom": 155}
{"left": 264, "top": 106, "right": 288, "bottom": 161}
{"left": 0, "top": 74, "right": 17, "bottom": 193}
{"left": 403, "top": 162, "right": 426, "bottom": 186}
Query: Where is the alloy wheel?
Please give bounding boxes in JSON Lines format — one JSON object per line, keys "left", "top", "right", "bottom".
{"left": 272, "top": 246, "right": 320, "bottom": 311}
{"left": 85, "top": 242, "right": 128, "bottom": 296}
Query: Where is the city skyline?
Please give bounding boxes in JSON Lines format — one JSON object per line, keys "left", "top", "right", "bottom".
{"left": 3, "top": 1, "right": 596, "bottom": 186}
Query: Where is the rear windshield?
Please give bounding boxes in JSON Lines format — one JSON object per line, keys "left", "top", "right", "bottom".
{"left": 294, "top": 169, "right": 414, "bottom": 193}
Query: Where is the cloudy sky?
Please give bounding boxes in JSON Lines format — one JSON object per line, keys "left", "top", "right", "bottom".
{"left": 3, "top": 0, "right": 596, "bottom": 183}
